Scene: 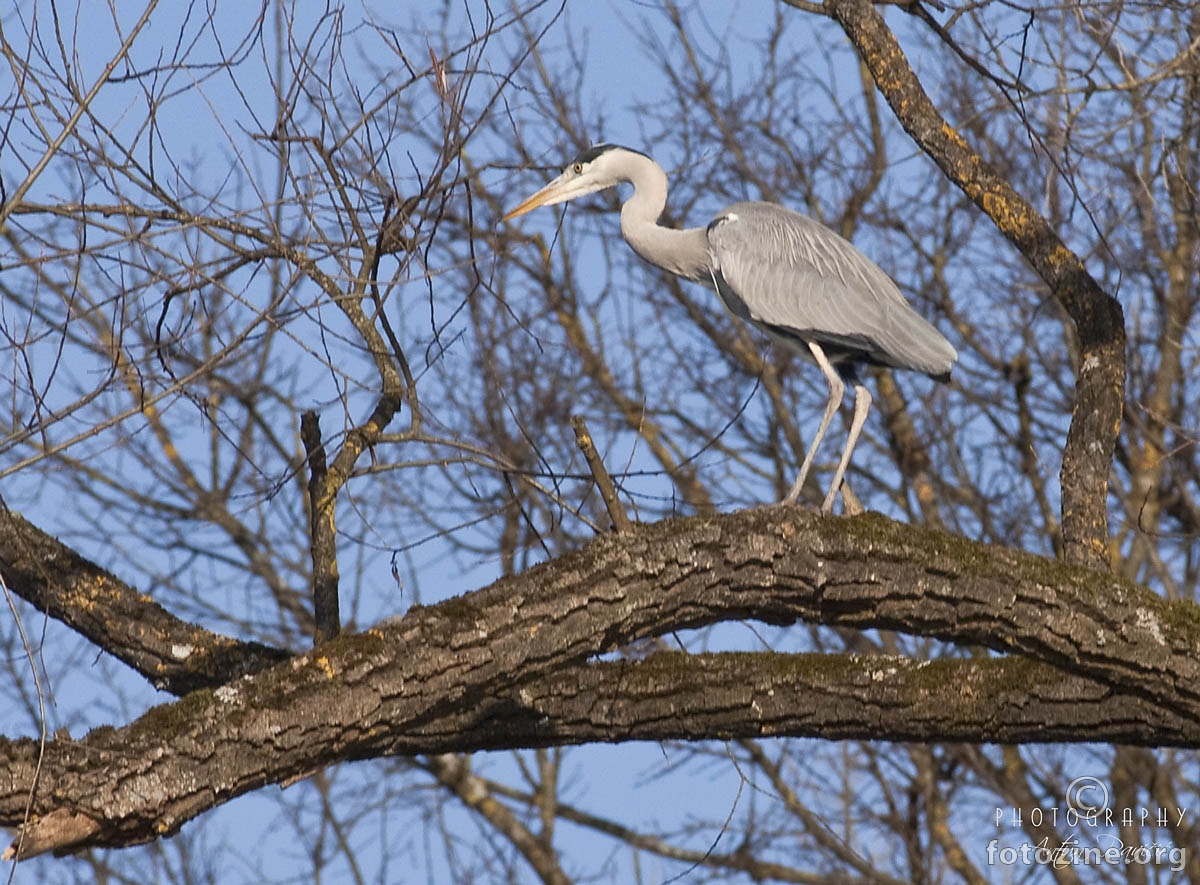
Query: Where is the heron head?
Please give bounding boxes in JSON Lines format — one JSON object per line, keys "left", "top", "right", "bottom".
{"left": 501, "top": 144, "right": 640, "bottom": 222}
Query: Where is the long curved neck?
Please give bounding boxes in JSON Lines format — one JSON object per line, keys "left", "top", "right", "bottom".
{"left": 617, "top": 152, "right": 712, "bottom": 283}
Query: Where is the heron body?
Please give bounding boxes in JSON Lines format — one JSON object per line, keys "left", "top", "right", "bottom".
{"left": 502, "top": 144, "right": 956, "bottom": 511}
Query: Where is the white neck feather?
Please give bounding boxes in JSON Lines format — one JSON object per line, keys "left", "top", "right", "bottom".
{"left": 615, "top": 151, "right": 712, "bottom": 283}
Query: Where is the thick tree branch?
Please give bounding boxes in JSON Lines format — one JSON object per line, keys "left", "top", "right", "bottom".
{"left": 0, "top": 511, "right": 288, "bottom": 694}
{"left": 2, "top": 508, "right": 1198, "bottom": 857}
{"left": 301, "top": 410, "right": 340, "bottom": 644}
{"left": 0, "top": 642, "right": 1190, "bottom": 858}
{"left": 497, "top": 652, "right": 1199, "bottom": 748}
{"left": 824, "top": 0, "right": 1127, "bottom": 569}
{"left": 1, "top": 649, "right": 1193, "bottom": 859}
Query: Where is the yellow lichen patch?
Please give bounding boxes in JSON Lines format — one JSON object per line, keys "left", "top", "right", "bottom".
{"left": 939, "top": 120, "right": 970, "bottom": 151}
{"left": 978, "top": 190, "right": 1028, "bottom": 235}
{"left": 1043, "top": 242, "right": 1078, "bottom": 272}
{"left": 313, "top": 655, "right": 336, "bottom": 678}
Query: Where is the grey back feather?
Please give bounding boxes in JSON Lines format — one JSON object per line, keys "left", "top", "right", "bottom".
{"left": 707, "top": 202, "right": 956, "bottom": 379}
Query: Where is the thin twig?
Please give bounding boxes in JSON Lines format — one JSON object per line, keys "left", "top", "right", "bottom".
{"left": 0, "top": 0, "right": 161, "bottom": 228}
{"left": 570, "top": 415, "right": 633, "bottom": 533}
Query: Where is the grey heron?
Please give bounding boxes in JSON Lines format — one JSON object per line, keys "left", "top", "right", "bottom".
{"left": 502, "top": 144, "right": 956, "bottom": 512}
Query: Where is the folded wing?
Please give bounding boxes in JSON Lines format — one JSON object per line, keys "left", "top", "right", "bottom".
{"left": 706, "top": 202, "right": 956, "bottom": 380}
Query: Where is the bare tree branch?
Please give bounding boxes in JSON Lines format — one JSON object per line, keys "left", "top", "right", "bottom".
{"left": 2, "top": 507, "right": 1198, "bottom": 857}
{"left": 0, "top": 511, "right": 288, "bottom": 694}
{"left": 301, "top": 410, "right": 340, "bottom": 644}
{"left": 824, "top": 0, "right": 1127, "bottom": 570}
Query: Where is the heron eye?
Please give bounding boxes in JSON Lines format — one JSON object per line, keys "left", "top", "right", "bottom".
{"left": 572, "top": 163, "right": 583, "bottom": 174}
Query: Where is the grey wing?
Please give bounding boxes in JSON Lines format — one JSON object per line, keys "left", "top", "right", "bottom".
{"left": 706, "top": 202, "right": 956, "bottom": 378}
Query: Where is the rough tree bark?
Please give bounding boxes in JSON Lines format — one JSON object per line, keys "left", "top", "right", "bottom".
{"left": 2, "top": 507, "right": 1197, "bottom": 858}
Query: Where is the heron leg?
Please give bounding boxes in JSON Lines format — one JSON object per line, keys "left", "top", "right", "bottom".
{"left": 821, "top": 380, "right": 872, "bottom": 513}
{"left": 782, "top": 342, "right": 843, "bottom": 506}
